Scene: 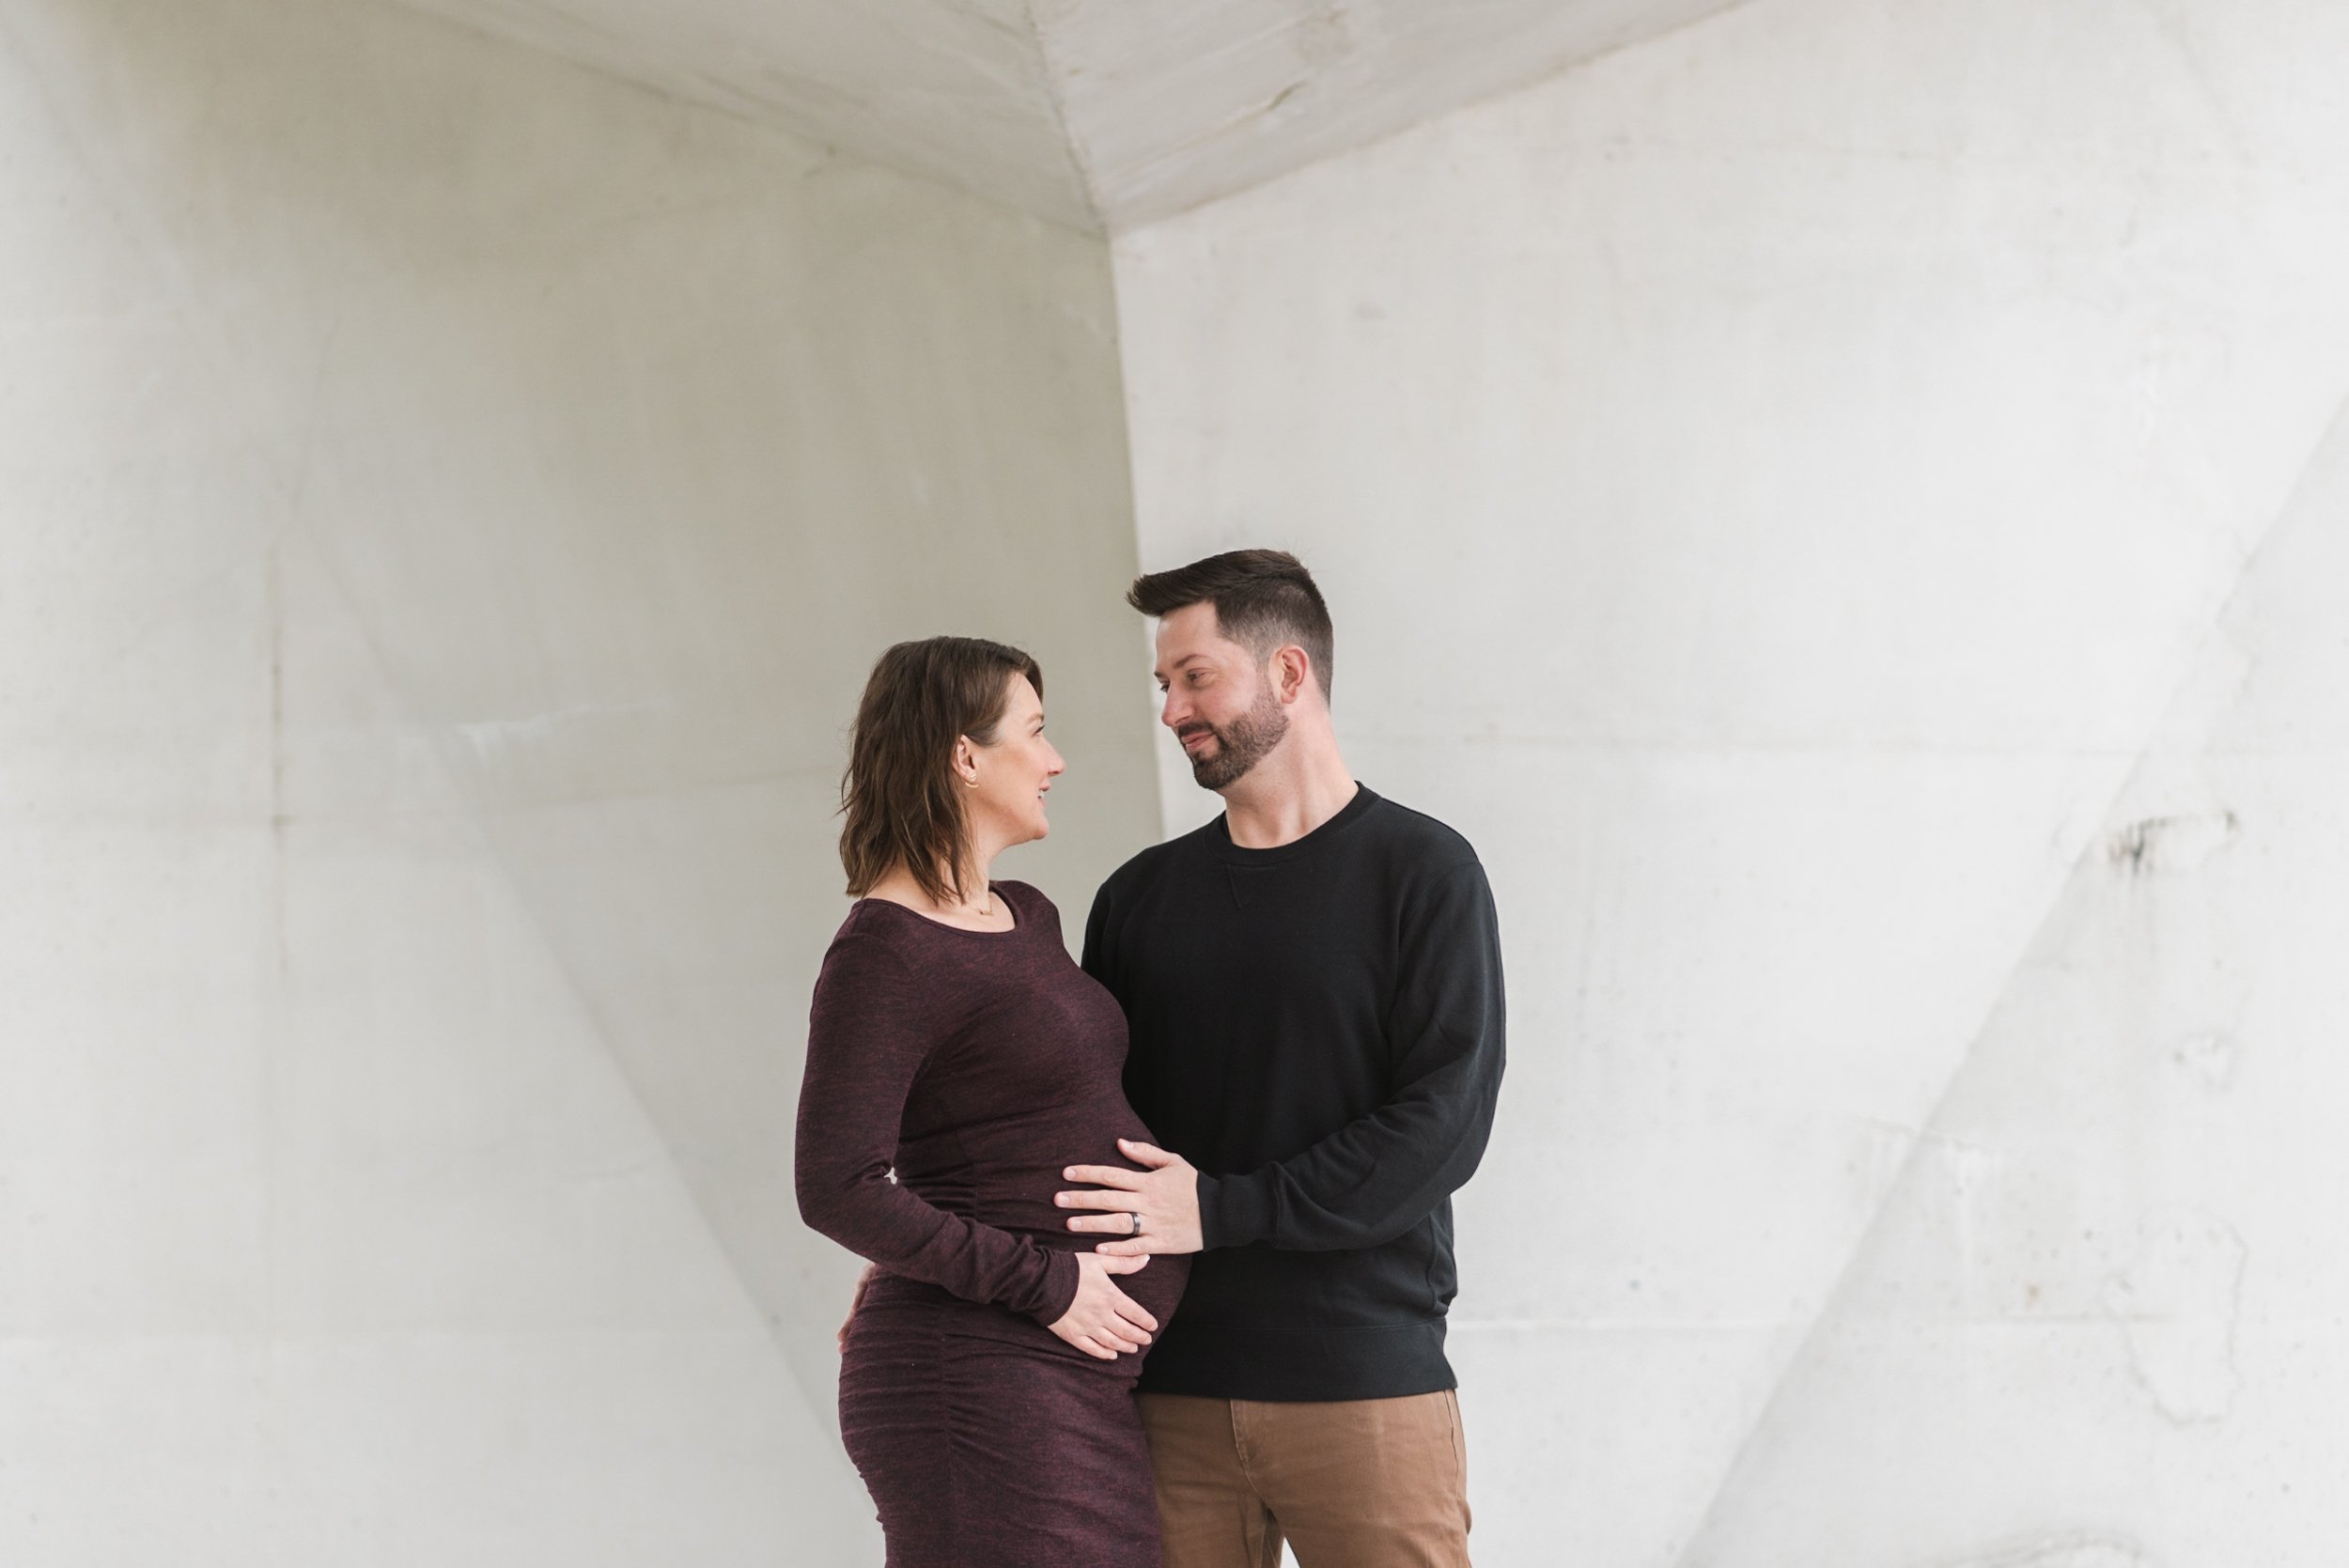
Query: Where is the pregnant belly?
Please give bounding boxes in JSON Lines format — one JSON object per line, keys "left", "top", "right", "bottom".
{"left": 889, "top": 1098, "right": 1188, "bottom": 1352}
{"left": 901, "top": 1101, "right": 1169, "bottom": 1248}
{"left": 905, "top": 1193, "right": 1191, "bottom": 1337}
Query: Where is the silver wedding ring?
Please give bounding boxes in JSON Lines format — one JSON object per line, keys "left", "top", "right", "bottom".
{"left": 1128, "top": 1212, "right": 1143, "bottom": 1235}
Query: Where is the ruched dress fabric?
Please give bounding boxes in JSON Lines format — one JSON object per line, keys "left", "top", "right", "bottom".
{"left": 797, "top": 880, "right": 1189, "bottom": 1568}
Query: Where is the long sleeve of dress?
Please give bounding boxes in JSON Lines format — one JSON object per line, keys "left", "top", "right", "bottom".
{"left": 795, "top": 931, "right": 1080, "bottom": 1326}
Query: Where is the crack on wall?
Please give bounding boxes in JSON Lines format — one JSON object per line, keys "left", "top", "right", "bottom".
{"left": 2167, "top": 1028, "right": 2239, "bottom": 1090}
{"left": 1937, "top": 1531, "right": 2153, "bottom": 1568}
{"left": 1261, "top": 78, "right": 1308, "bottom": 118}
{"left": 2107, "top": 808, "right": 2240, "bottom": 874}
{"left": 2101, "top": 1209, "right": 2248, "bottom": 1425}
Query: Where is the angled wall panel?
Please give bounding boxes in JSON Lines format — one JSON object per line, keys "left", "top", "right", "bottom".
{"left": 1108, "top": 0, "right": 2349, "bottom": 1560}
{"left": 0, "top": 0, "right": 1154, "bottom": 1558}
{"left": 1672, "top": 395, "right": 2349, "bottom": 1565}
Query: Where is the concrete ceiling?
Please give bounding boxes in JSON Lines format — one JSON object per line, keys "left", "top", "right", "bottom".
{"left": 384, "top": 0, "right": 1744, "bottom": 233}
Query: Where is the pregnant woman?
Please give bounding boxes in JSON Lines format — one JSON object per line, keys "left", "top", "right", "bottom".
{"left": 796, "top": 635, "right": 1189, "bottom": 1567}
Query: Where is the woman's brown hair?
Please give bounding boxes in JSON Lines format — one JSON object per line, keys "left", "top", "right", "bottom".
{"left": 838, "top": 636, "right": 1044, "bottom": 905}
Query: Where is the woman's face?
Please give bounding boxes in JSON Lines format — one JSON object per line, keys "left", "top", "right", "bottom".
{"left": 966, "top": 675, "right": 1064, "bottom": 849}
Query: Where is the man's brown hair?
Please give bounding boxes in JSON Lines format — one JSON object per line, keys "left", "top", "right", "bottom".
{"left": 1126, "top": 549, "right": 1335, "bottom": 698}
{"left": 837, "top": 636, "right": 1042, "bottom": 905}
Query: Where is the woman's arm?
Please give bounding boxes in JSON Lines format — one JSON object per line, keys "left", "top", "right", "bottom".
{"left": 794, "top": 932, "right": 1080, "bottom": 1326}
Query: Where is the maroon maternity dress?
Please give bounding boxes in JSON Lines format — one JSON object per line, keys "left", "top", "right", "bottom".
{"left": 796, "top": 879, "right": 1189, "bottom": 1567}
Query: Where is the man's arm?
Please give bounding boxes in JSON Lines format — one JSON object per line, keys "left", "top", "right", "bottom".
{"left": 1079, "top": 875, "right": 1118, "bottom": 995}
{"left": 1081, "top": 872, "right": 1165, "bottom": 1137}
{"left": 1067, "top": 859, "right": 1505, "bottom": 1255}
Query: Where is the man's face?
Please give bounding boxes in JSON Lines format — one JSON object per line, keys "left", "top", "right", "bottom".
{"left": 1153, "top": 603, "right": 1289, "bottom": 791}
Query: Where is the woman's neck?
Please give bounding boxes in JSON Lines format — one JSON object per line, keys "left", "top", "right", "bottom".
{"left": 867, "top": 841, "right": 1006, "bottom": 926}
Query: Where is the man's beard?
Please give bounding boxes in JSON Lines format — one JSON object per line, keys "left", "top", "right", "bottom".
{"left": 1180, "top": 687, "right": 1290, "bottom": 790}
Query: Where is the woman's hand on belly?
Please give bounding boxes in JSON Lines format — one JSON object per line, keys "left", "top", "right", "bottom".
{"left": 1048, "top": 1252, "right": 1159, "bottom": 1361}
{"left": 837, "top": 1262, "right": 876, "bottom": 1353}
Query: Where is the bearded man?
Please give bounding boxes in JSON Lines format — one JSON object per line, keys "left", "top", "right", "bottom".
{"left": 1057, "top": 549, "right": 1507, "bottom": 1568}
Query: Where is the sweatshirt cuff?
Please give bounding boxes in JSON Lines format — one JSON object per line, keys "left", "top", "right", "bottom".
{"left": 1197, "top": 1172, "right": 1273, "bottom": 1250}
{"left": 1027, "top": 1247, "right": 1081, "bottom": 1327}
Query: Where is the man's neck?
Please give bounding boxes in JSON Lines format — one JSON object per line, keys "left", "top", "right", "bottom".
{"left": 1221, "top": 737, "right": 1360, "bottom": 850}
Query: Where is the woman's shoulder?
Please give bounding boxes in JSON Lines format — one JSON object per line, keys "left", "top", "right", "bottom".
{"left": 819, "top": 901, "right": 924, "bottom": 975}
{"left": 991, "top": 877, "right": 1050, "bottom": 910}
{"left": 992, "top": 879, "right": 1063, "bottom": 932}
{"left": 814, "top": 909, "right": 957, "bottom": 1032}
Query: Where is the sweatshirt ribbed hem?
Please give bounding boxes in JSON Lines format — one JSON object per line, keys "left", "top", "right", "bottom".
{"left": 1135, "top": 1321, "right": 1455, "bottom": 1403}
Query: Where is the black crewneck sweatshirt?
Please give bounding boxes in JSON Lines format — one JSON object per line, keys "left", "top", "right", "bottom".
{"left": 1081, "top": 784, "right": 1506, "bottom": 1402}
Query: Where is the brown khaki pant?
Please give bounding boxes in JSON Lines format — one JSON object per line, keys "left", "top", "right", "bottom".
{"left": 1137, "top": 1390, "right": 1472, "bottom": 1568}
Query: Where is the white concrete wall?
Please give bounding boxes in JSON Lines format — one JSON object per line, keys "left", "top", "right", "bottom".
{"left": 18, "top": 0, "right": 2349, "bottom": 1560}
{"left": 1111, "top": 0, "right": 2349, "bottom": 1562}
{"left": 0, "top": 0, "right": 1152, "bottom": 1559}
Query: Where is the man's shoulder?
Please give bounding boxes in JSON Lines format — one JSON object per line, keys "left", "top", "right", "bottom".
{"left": 1361, "top": 790, "right": 1483, "bottom": 877}
{"left": 1097, "top": 818, "right": 1218, "bottom": 907}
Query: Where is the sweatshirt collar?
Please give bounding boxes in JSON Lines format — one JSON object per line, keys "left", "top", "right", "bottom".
{"left": 1206, "top": 782, "right": 1378, "bottom": 865}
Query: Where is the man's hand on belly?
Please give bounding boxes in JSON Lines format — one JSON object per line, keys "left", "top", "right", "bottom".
{"left": 1056, "top": 1139, "right": 1204, "bottom": 1256}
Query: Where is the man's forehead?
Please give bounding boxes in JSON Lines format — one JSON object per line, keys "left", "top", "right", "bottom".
{"left": 1153, "top": 621, "right": 1237, "bottom": 674}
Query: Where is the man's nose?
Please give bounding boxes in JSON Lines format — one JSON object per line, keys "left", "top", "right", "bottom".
{"left": 1159, "top": 691, "right": 1187, "bottom": 728}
